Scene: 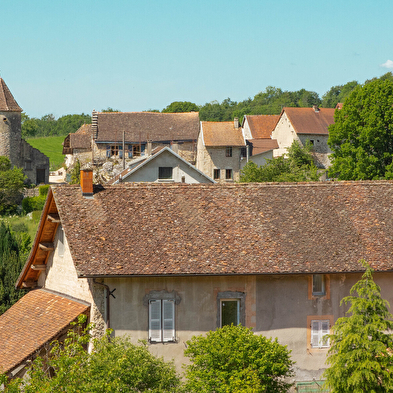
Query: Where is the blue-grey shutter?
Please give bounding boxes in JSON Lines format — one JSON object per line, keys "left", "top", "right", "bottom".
{"left": 149, "top": 300, "right": 162, "bottom": 342}
{"left": 119, "top": 145, "right": 123, "bottom": 158}
{"left": 141, "top": 144, "right": 146, "bottom": 156}
{"left": 128, "top": 145, "right": 132, "bottom": 158}
{"left": 106, "top": 145, "right": 111, "bottom": 158}
{"left": 162, "top": 299, "right": 175, "bottom": 342}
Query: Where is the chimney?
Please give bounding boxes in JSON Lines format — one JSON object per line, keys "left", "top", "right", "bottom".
{"left": 92, "top": 110, "right": 98, "bottom": 140}
{"left": 313, "top": 105, "right": 319, "bottom": 113}
{"left": 234, "top": 117, "right": 239, "bottom": 128}
{"left": 147, "top": 140, "right": 152, "bottom": 156}
{"left": 80, "top": 168, "right": 93, "bottom": 198}
{"left": 171, "top": 141, "right": 179, "bottom": 154}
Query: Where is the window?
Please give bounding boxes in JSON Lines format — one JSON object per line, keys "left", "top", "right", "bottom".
{"left": 225, "top": 169, "right": 232, "bottom": 180}
{"left": 149, "top": 299, "right": 175, "bottom": 343}
{"left": 111, "top": 145, "right": 120, "bottom": 156}
{"left": 312, "top": 274, "right": 325, "bottom": 296}
{"left": 225, "top": 147, "right": 232, "bottom": 157}
{"left": 159, "top": 167, "right": 173, "bottom": 180}
{"left": 310, "top": 319, "right": 330, "bottom": 348}
{"left": 220, "top": 299, "right": 239, "bottom": 327}
{"left": 241, "top": 147, "right": 247, "bottom": 158}
{"left": 25, "top": 161, "right": 32, "bottom": 170}
{"left": 58, "top": 226, "right": 64, "bottom": 258}
{"left": 217, "top": 291, "right": 245, "bottom": 327}
{"left": 213, "top": 169, "right": 220, "bottom": 180}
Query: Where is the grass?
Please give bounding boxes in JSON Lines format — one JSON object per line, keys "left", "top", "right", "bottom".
{"left": 26, "top": 136, "right": 65, "bottom": 171}
{"left": 0, "top": 213, "right": 41, "bottom": 242}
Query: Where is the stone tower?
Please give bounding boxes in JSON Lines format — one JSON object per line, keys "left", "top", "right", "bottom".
{"left": 0, "top": 78, "right": 22, "bottom": 168}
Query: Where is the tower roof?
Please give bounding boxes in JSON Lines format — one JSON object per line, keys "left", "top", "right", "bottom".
{"left": 0, "top": 78, "right": 22, "bottom": 112}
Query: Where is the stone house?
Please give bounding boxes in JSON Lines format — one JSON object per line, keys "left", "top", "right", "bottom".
{"left": 62, "top": 123, "right": 92, "bottom": 167}
{"left": 3, "top": 179, "right": 393, "bottom": 388}
{"left": 108, "top": 146, "right": 214, "bottom": 184}
{"left": 271, "top": 106, "right": 335, "bottom": 169}
{"left": 196, "top": 119, "right": 246, "bottom": 182}
{"left": 0, "top": 78, "right": 49, "bottom": 184}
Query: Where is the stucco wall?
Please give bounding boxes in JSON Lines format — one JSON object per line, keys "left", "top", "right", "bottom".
{"left": 271, "top": 112, "right": 298, "bottom": 157}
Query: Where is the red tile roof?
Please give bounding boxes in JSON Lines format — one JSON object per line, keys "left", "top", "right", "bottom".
{"left": 70, "top": 124, "right": 92, "bottom": 149}
{"left": 0, "top": 289, "right": 89, "bottom": 374}
{"left": 95, "top": 112, "right": 199, "bottom": 143}
{"left": 245, "top": 115, "right": 280, "bottom": 139}
{"left": 249, "top": 139, "right": 279, "bottom": 155}
{"left": 0, "top": 79, "right": 22, "bottom": 112}
{"left": 284, "top": 107, "right": 335, "bottom": 135}
{"left": 201, "top": 121, "right": 245, "bottom": 146}
{"left": 31, "top": 181, "right": 393, "bottom": 279}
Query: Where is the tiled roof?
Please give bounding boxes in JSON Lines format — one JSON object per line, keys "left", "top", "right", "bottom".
{"left": 201, "top": 121, "right": 245, "bottom": 146}
{"left": 46, "top": 181, "right": 393, "bottom": 278}
{"left": 95, "top": 112, "right": 199, "bottom": 143}
{"left": 249, "top": 139, "right": 279, "bottom": 155}
{"left": 284, "top": 107, "right": 335, "bottom": 135}
{"left": 0, "top": 79, "right": 22, "bottom": 112}
{"left": 0, "top": 289, "right": 89, "bottom": 374}
{"left": 245, "top": 115, "right": 280, "bottom": 138}
{"left": 70, "top": 124, "right": 92, "bottom": 149}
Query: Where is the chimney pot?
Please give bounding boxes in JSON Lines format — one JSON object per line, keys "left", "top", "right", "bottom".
{"left": 80, "top": 169, "right": 93, "bottom": 197}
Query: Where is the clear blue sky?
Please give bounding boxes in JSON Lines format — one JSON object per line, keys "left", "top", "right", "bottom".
{"left": 1, "top": 0, "right": 392, "bottom": 118}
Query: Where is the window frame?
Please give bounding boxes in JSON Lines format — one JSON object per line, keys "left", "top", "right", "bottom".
{"left": 213, "top": 168, "right": 220, "bottom": 180}
{"left": 158, "top": 167, "right": 173, "bottom": 180}
{"left": 308, "top": 274, "right": 330, "bottom": 300}
{"left": 220, "top": 299, "right": 240, "bottom": 327}
{"left": 307, "top": 315, "right": 333, "bottom": 351}
{"left": 216, "top": 291, "right": 245, "bottom": 328}
{"left": 225, "top": 168, "right": 233, "bottom": 180}
{"left": 312, "top": 274, "right": 325, "bottom": 296}
{"left": 225, "top": 146, "right": 233, "bottom": 157}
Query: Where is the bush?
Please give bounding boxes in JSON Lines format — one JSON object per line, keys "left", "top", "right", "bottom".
{"left": 39, "top": 185, "right": 50, "bottom": 196}
{"left": 183, "top": 325, "right": 294, "bottom": 393}
{"left": 22, "top": 195, "right": 46, "bottom": 214}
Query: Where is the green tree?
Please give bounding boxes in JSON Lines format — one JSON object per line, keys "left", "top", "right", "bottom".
{"left": 324, "top": 261, "right": 393, "bottom": 392}
{"left": 328, "top": 78, "right": 393, "bottom": 180}
{"left": 69, "top": 159, "right": 80, "bottom": 185}
{"left": 240, "top": 141, "right": 320, "bottom": 182}
{"left": 0, "top": 157, "right": 26, "bottom": 215}
{"left": 183, "top": 325, "right": 294, "bottom": 393}
{"left": 101, "top": 107, "right": 120, "bottom": 112}
{"left": 1, "top": 316, "right": 180, "bottom": 392}
{"left": 162, "top": 101, "right": 199, "bottom": 113}
{"left": 321, "top": 81, "right": 359, "bottom": 108}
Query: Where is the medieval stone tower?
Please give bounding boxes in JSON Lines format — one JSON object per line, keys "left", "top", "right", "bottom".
{"left": 0, "top": 78, "right": 22, "bottom": 168}
{"left": 0, "top": 78, "right": 49, "bottom": 184}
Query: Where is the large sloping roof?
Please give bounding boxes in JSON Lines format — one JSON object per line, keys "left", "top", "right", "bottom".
{"left": 0, "top": 289, "right": 89, "bottom": 374}
{"left": 245, "top": 115, "right": 280, "bottom": 138}
{"left": 15, "top": 181, "right": 393, "bottom": 281}
{"left": 0, "top": 78, "right": 22, "bottom": 112}
{"left": 70, "top": 124, "right": 92, "bottom": 149}
{"left": 249, "top": 139, "right": 279, "bottom": 155}
{"left": 201, "top": 121, "right": 245, "bottom": 146}
{"left": 284, "top": 107, "right": 335, "bottom": 135}
{"left": 95, "top": 112, "right": 199, "bottom": 143}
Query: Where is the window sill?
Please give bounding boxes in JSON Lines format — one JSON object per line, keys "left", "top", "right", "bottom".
{"left": 157, "top": 179, "right": 175, "bottom": 182}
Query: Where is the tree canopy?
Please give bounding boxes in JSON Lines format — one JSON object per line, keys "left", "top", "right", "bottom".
{"left": 240, "top": 140, "right": 320, "bottom": 182}
{"left": 162, "top": 101, "right": 199, "bottom": 113}
{"left": 183, "top": 324, "right": 294, "bottom": 393}
{"left": 324, "top": 261, "right": 393, "bottom": 392}
{"left": 328, "top": 78, "right": 393, "bottom": 180}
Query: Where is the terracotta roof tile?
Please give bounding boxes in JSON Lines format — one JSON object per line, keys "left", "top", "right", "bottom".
{"left": 284, "top": 107, "right": 335, "bottom": 135}
{"left": 0, "top": 289, "right": 89, "bottom": 374}
{"left": 70, "top": 124, "right": 92, "bottom": 149}
{"left": 50, "top": 181, "right": 393, "bottom": 277}
{"left": 245, "top": 115, "right": 280, "bottom": 138}
{"left": 0, "top": 79, "right": 22, "bottom": 112}
{"left": 249, "top": 139, "right": 279, "bottom": 155}
{"left": 201, "top": 121, "right": 245, "bottom": 146}
{"left": 95, "top": 112, "right": 199, "bottom": 143}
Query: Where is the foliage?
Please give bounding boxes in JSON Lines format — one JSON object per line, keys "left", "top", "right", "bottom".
{"left": 0, "top": 222, "right": 28, "bottom": 315}
{"left": 22, "top": 113, "right": 91, "bottom": 139}
{"left": 26, "top": 136, "right": 66, "bottom": 170}
{"left": 240, "top": 141, "right": 320, "bottom": 182}
{"left": 324, "top": 261, "right": 393, "bottom": 392}
{"left": 38, "top": 184, "right": 50, "bottom": 196}
{"left": 69, "top": 159, "right": 80, "bottom": 184}
{"left": 183, "top": 324, "right": 294, "bottom": 393}
{"left": 22, "top": 185, "right": 50, "bottom": 214}
{"left": 101, "top": 107, "right": 120, "bottom": 112}
{"left": 162, "top": 101, "right": 200, "bottom": 113}
{"left": 0, "top": 157, "right": 26, "bottom": 215}
{"left": 321, "top": 81, "right": 359, "bottom": 108}
{"left": 1, "top": 316, "right": 180, "bottom": 392}
{"left": 328, "top": 78, "right": 393, "bottom": 180}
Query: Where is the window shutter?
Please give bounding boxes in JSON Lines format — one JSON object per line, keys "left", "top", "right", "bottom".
{"left": 311, "top": 320, "right": 320, "bottom": 348}
{"left": 119, "top": 145, "right": 123, "bottom": 158}
{"left": 149, "top": 300, "right": 162, "bottom": 342}
{"left": 141, "top": 144, "right": 146, "bottom": 156}
{"left": 128, "top": 145, "right": 132, "bottom": 158}
{"left": 162, "top": 299, "right": 175, "bottom": 342}
{"left": 106, "top": 145, "right": 110, "bottom": 158}
{"left": 320, "top": 320, "right": 330, "bottom": 347}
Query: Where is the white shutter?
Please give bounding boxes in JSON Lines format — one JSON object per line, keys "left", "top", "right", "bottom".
{"left": 320, "top": 320, "right": 330, "bottom": 347}
{"left": 149, "top": 300, "right": 162, "bottom": 342}
{"left": 162, "top": 299, "right": 175, "bottom": 342}
{"left": 311, "top": 320, "right": 320, "bottom": 348}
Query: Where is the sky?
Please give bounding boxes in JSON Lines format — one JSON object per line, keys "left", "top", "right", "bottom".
{"left": 1, "top": 0, "right": 393, "bottom": 118}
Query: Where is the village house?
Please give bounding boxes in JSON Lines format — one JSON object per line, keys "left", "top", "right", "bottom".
{"left": 196, "top": 119, "right": 246, "bottom": 182}
{"left": 271, "top": 106, "right": 335, "bottom": 169}
{"left": 63, "top": 111, "right": 200, "bottom": 168}
{"left": 0, "top": 78, "right": 49, "bottom": 184}
{"left": 2, "top": 179, "right": 393, "bottom": 389}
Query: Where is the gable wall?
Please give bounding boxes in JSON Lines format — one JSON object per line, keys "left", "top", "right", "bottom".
{"left": 271, "top": 112, "right": 299, "bottom": 157}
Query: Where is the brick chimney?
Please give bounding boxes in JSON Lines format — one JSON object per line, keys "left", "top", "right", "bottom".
{"left": 80, "top": 168, "right": 93, "bottom": 198}
{"left": 234, "top": 117, "right": 239, "bottom": 128}
{"left": 92, "top": 110, "right": 98, "bottom": 140}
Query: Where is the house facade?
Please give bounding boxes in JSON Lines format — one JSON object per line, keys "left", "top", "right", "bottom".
{"left": 196, "top": 119, "right": 246, "bottom": 182}
{"left": 0, "top": 78, "right": 49, "bottom": 184}
{"left": 271, "top": 107, "right": 335, "bottom": 169}
{"left": 9, "top": 180, "right": 393, "bottom": 387}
